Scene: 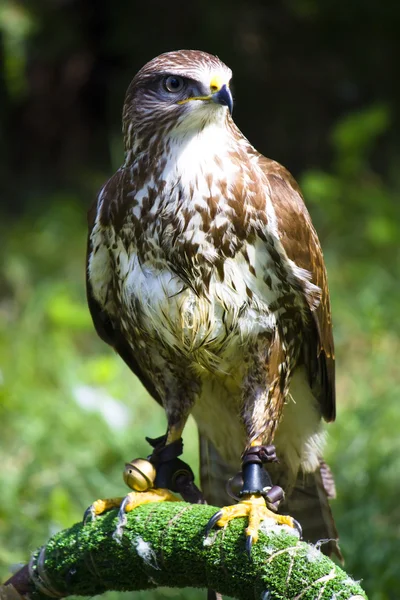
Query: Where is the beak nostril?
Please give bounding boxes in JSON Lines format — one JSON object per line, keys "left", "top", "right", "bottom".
{"left": 210, "top": 85, "right": 219, "bottom": 93}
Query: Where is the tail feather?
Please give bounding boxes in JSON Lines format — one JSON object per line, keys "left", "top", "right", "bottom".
{"left": 199, "top": 433, "right": 341, "bottom": 560}
{"left": 319, "top": 458, "right": 337, "bottom": 499}
{"left": 279, "top": 467, "right": 342, "bottom": 560}
{"left": 199, "top": 434, "right": 236, "bottom": 507}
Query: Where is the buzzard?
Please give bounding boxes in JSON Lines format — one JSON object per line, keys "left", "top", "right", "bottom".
{"left": 86, "top": 50, "right": 339, "bottom": 556}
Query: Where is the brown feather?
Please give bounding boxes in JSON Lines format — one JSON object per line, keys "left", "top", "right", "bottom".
{"left": 199, "top": 434, "right": 236, "bottom": 507}
{"left": 86, "top": 192, "right": 162, "bottom": 406}
{"left": 279, "top": 467, "right": 342, "bottom": 560}
{"left": 85, "top": 50, "right": 339, "bottom": 559}
{"left": 257, "top": 157, "right": 336, "bottom": 422}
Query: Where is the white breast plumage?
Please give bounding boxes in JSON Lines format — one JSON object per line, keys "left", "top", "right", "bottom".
{"left": 89, "top": 119, "right": 316, "bottom": 376}
{"left": 115, "top": 241, "right": 277, "bottom": 374}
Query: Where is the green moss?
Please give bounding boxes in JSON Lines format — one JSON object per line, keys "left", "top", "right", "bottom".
{"left": 28, "top": 502, "right": 368, "bottom": 600}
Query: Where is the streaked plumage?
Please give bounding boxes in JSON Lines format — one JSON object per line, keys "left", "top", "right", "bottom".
{"left": 87, "top": 50, "right": 339, "bottom": 556}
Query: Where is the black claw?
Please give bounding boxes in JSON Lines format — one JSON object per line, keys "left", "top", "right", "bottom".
{"left": 293, "top": 518, "right": 303, "bottom": 539}
{"left": 117, "top": 495, "right": 130, "bottom": 522}
{"left": 245, "top": 534, "right": 253, "bottom": 557}
{"left": 83, "top": 505, "right": 95, "bottom": 525}
{"left": 113, "top": 496, "right": 131, "bottom": 540}
{"left": 205, "top": 510, "right": 224, "bottom": 536}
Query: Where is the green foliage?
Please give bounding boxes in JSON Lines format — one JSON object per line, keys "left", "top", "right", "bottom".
{"left": 301, "top": 106, "right": 400, "bottom": 599}
{"left": 0, "top": 1, "right": 37, "bottom": 98}
{"left": 332, "top": 105, "right": 391, "bottom": 177}
{"left": 0, "top": 199, "right": 199, "bottom": 599}
{"left": 301, "top": 105, "right": 399, "bottom": 339}
{"left": 1, "top": 106, "right": 399, "bottom": 600}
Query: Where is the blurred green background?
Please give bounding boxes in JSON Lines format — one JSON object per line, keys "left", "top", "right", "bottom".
{"left": 1, "top": 1, "right": 400, "bottom": 599}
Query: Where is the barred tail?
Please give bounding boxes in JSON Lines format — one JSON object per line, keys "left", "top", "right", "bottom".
{"left": 199, "top": 434, "right": 236, "bottom": 507}
{"left": 278, "top": 460, "right": 342, "bottom": 560}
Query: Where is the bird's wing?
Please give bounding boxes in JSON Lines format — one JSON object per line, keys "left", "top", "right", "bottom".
{"left": 86, "top": 176, "right": 162, "bottom": 406}
{"left": 257, "top": 157, "right": 335, "bottom": 422}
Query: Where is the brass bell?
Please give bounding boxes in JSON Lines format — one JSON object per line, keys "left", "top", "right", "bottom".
{"left": 123, "top": 458, "right": 156, "bottom": 491}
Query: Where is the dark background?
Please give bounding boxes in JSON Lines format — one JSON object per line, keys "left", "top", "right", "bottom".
{"left": 2, "top": 0, "right": 400, "bottom": 209}
{"left": 1, "top": 2, "right": 399, "bottom": 599}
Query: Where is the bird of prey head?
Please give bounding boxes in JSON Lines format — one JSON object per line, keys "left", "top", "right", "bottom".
{"left": 122, "top": 50, "right": 234, "bottom": 149}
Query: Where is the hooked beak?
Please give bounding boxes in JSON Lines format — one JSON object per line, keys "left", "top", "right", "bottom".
{"left": 211, "top": 84, "right": 233, "bottom": 115}
{"left": 177, "top": 76, "right": 233, "bottom": 115}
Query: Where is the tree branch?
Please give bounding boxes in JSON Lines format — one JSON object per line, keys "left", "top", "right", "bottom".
{"left": 2, "top": 502, "right": 367, "bottom": 600}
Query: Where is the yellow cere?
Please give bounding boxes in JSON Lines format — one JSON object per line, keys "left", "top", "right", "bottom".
{"left": 209, "top": 75, "right": 224, "bottom": 93}
{"left": 177, "top": 74, "right": 228, "bottom": 105}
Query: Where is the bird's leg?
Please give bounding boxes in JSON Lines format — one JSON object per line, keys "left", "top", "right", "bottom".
{"left": 84, "top": 418, "right": 203, "bottom": 524}
{"left": 84, "top": 451, "right": 181, "bottom": 524}
{"left": 240, "top": 442, "right": 285, "bottom": 512}
{"left": 206, "top": 346, "right": 301, "bottom": 553}
{"left": 206, "top": 439, "right": 300, "bottom": 554}
{"left": 145, "top": 430, "right": 204, "bottom": 503}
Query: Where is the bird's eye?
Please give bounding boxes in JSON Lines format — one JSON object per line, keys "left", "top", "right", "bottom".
{"left": 164, "top": 76, "right": 185, "bottom": 93}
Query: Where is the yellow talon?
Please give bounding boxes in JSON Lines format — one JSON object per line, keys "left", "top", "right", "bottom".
{"left": 90, "top": 496, "right": 125, "bottom": 516}
{"left": 85, "top": 488, "right": 181, "bottom": 522}
{"left": 215, "top": 494, "right": 295, "bottom": 544}
{"left": 84, "top": 456, "right": 183, "bottom": 524}
{"left": 123, "top": 488, "right": 181, "bottom": 511}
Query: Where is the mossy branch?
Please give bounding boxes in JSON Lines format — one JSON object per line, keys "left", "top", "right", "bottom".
{"left": 3, "top": 502, "right": 366, "bottom": 600}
